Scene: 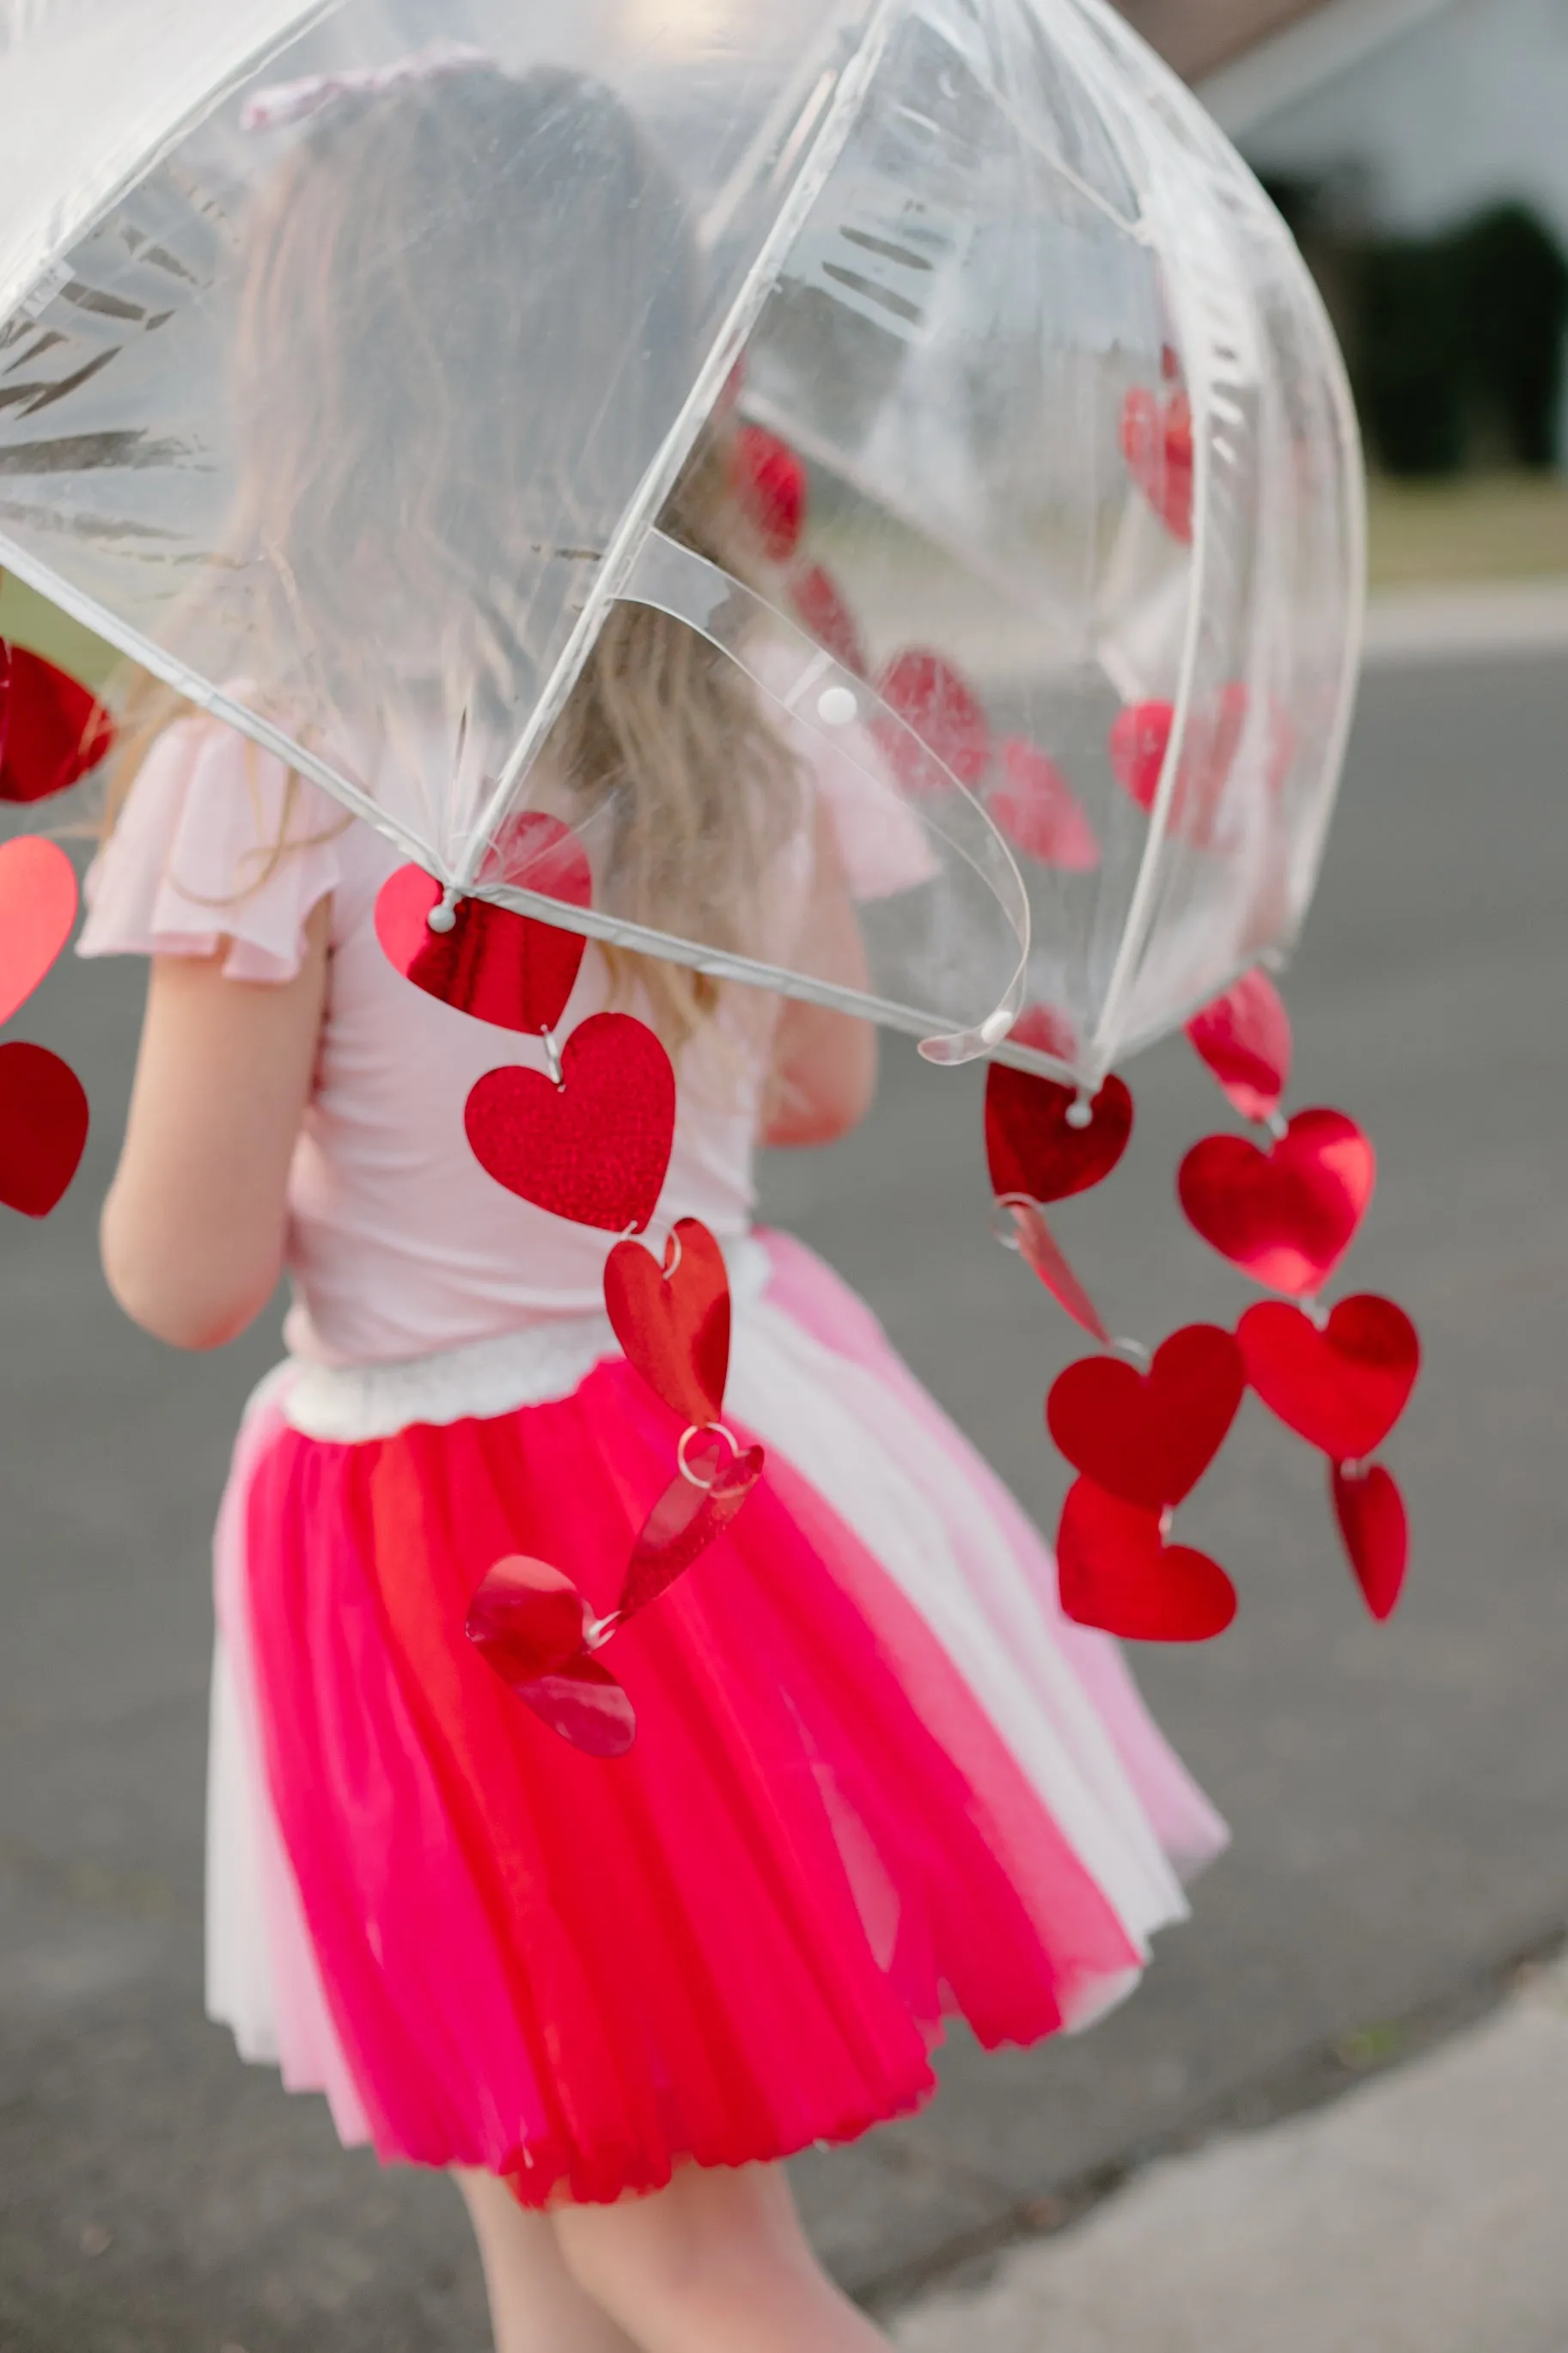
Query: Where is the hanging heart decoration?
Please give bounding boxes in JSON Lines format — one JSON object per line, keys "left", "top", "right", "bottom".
{"left": 1238, "top": 1294, "right": 1419, "bottom": 1460}
{"left": 1003, "top": 1198, "right": 1109, "bottom": 1343}
{"left": 466, "top": 1553, "right": 637, "bottom": 1757}
{"left": 1120, "top": 385, "right": 1194, "bottom": 542}
{"left": 604, "top": 1216, "right": 730, "bottom": 1427}
{"left": 787, "top": 563, "right": 867, "bottom": 677}
{"left": 1178, "top": 1108, "right": 1375, "bottom": 1296}
{"left": 1010, "top": 1002, "right": 1079, "bottom": 1065}
{"left": 1057, "top": 1476, "right": 1236, "bottom": 1643}
{"left": 1330, "top": 1461, "right": 1408, "bottom": 1623}
{"left": 376, "top": 821, "right": 592, "bottom": 1035}
{"left": 875, "top": 650, "right": 991, "bottom": 797}
{"left": 1186, "top": 969, "right": 1293, "bottom": 1123}
{"left": 730, "top": 423, "right": 808, "bottom": 562}
{"left": 618, "top": 1430, "right": 766, "bottom": 1624}
{"left": 0, "top": 1041, "right": 90, "bottom": 1216}
{"left": 1046, "top": 1325, "right": 1245, "bottom": 1512}
{"left": 985, "top": 1062, "right": 1133, "bottom": 1204}
{"left": 0, "top": 834, "right": 78, "bottom": 1027}
{"left": 1108, "top": 700, "right": 1174, "bottom": 814}
{"left": 466, "top": 1011, "right": 675, "bottom": 1233}
{"left": 988, "top": 736, "right": 1100, "bottom": 871}
{"left": 0, "top": 646, "right": 115, "bottom": 804}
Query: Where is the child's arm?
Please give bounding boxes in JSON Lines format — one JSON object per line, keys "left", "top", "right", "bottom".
{"left": 762, "top": 798, "right": 877, "bottom": 1148}
{"left": 101, "top": 901, "right": 331, "bottom": 1349}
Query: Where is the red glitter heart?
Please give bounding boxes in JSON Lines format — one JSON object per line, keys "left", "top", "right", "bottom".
{"left": 618, "top": 1433, "right": 765, "bottom": 1624}
{"left": 466, "top": 1554, "right": 635, "bottom": 1757}
{"left": 1120, "top": 386, "right": 1194, "bottom": 542}
{"left": 1238, "top": 1295, "right": 1420, "bottom": 1459}
{"left": 989, "top": 737, "right": 1099, "bottom": 870}
{"left": 788, "top": 563, "right": 867, "bottom": 676}
{"left": 1110, "top": 692, "right": 1244, "bottom": 845}
{"left": 985, "top": 1063, "right": 1133, "bottom": 1204}
{"left": 376, "top": 823, "right": 590, "bottom": 1035}
{"left": 0, "top": 647, "right": 114, "bottom": 804}
{"left": 1047, "top": 1325, "right": 1246, "bottom": 1512}
{"left": 604, "top": 1216, "right": 730, "bottom": 1426}
{"left": 875, "top": 651, "right": 991, "bottom": 796}
{"left": 0, "top": 1041, "right": 89, "bottom": 1217}
{"left": 0, "top": 834, "right": 77, "bottom": 1025}
{"left": 1331, "top": 1461, "right": 1408, "bottom": 1623}
{"left": 465, "top": 1011, "right": 675, "bottom": 1233}
{"left": 1186, "top": 969, "right": 1293, "bottom": 1122}
{"left": 1178, "top": 1108, "right": 1376, "bottom": 1295}
{"left": 731, "top": 424, "right": 808, "bottom": 561}
{"left": 1003, "top": 1199, "right": 1109, "bottom": 1344}
{"left": 1057, "top": 1477, "right": 1236, "bottom": 1643}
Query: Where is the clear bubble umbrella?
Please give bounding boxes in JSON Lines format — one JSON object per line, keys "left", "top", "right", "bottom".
{"left": 0, "top": 0, "right": 1362, "bottom": 1083}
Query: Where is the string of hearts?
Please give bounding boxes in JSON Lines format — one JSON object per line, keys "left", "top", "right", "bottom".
{"left": 0, "top": 637, "right": 115, "bottom": 1219}
{"left": 375, "top": 828, "right": 762, "bottom": 1759}
{"left": 986, "top": 967, "right": 1420, "bottom": 1639}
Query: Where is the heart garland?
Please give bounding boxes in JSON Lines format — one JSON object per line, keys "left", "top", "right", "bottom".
{"left": 0, "top": 644, "right": 116, "bottom": 805}
{"left": 875, "top": 650, "right": 991, "bottom": 797}
{"left": 987, "top": 960, "right": 1419, "bottom": 1637}
{"left": 376, "top": 819, "right": 592, "bottom": 1035}
{"left": 465, "top": 1300, "right": 766, "bottom": 1753}
{"left": 988, "top": 736, "right": 1100, "bottom": 871}
{"left": 1120, "top": 384, "right": 1194, "bottom": 543}
{"left": 0, "top": 831, "right": 88, "bottom": 1218}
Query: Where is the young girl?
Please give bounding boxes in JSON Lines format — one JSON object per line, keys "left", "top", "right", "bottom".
{"left": 82, "top": 58, "right": 1224, "bottom": 2353}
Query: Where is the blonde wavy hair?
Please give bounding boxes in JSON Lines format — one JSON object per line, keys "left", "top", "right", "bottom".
{"left": 110, "top": 63, "right": 799, "bottom": 1048}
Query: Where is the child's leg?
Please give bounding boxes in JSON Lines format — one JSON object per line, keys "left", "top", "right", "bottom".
{"left": 455, "top": 2168, "right": 643, "bottom": 2353}
{"left": 551, "top": 2160, "right": 891, "bottom": 2353}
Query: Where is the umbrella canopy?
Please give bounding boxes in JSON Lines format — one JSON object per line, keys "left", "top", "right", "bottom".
{"left": 0, "top": 0, "right": 1362, "bottom": 1079}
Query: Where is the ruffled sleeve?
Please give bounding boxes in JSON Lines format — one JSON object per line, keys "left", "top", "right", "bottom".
{"left": 78, "top": 714, "right": 347, "bottom": 981}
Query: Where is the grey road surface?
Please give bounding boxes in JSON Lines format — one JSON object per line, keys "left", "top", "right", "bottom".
{"left": 3, "top": 654, "right": 1565, "bottom": 2350}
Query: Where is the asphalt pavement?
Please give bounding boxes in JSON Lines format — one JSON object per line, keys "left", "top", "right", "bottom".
{"left": 3, "top": 647, "right": 1567, "bottom": 2350}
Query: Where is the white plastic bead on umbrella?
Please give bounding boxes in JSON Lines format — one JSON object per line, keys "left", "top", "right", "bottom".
{"left": 0, "top": 0, "right": 1361, "bottom": 1087}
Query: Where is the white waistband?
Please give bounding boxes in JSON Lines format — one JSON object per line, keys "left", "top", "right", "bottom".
{"left": 277, "top": 1234, "right": 772, "bottom": 1444}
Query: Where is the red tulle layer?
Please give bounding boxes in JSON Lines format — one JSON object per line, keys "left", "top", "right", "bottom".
{"left": 241, "top": 1357, "right": 1142, "bottom": 2204}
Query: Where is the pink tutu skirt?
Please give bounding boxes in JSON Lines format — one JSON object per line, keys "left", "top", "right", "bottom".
{"left": 206, "top": 1232, "right": 1224, "bottom": 2207}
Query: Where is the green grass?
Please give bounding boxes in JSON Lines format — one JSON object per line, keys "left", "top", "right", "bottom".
{"left": 1368, "top": 469, "right": 1568, "bottom": 590}
{"left": 0, "top": 571, "right": 119, "bottom": 688}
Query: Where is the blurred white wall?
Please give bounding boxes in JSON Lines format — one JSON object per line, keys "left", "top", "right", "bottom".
{"left": 1230, "top": 0, "right": 1568, "bottom": 247}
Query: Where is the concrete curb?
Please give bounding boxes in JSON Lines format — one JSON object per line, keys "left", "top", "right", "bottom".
{"left": 892, "top": 1958, "right": 1568, "bottom": 2353}
{"left": 1364, "top": 577, "right": 1568, "bottom": 667}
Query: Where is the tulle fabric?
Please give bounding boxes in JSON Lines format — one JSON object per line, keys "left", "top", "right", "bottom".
{"left": 215, "top": 1237, "right": 1223, "bottom": 2205}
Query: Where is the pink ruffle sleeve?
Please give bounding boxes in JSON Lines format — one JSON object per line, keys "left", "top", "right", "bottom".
{"left": 78, "top": 715, "right": 347, "bottom": 982}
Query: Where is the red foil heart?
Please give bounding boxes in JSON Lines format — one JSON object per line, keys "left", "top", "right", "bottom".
{"left": 1009, "top": 1003, "right": 1079, "bottom": 1065}
{"left": 875, "top": 651, "right": 991, "bottom": 796}
{"left": 1120, "top": 386, "right": 1194, "bottom": 542}
{"left": 1108, "top": 700, "right": 1174, "bottom": 812}
{"left": 1185, "top": 969, "right": 1293, "bottom": 1122}
{"left": 731, "top": 424, "right": 808, "bottom": 561}
{"left": 788, "top": 563, "right": 867, "bottom": 675}
{"left": 0, "top": 647, "right": 114, "bottom": 804}
{"left": 1178, "top": 1108, "right": 1376, "bottom": 1296}
{"left": 375, "top": 826, "right": 591, "bottom": 1035}
{"left": 1057, "top": 1477, "right": 1236, "bottom": 1643}
{"left": 604, "top": 1216, "right": 731, "bottom": 1425}
{"left": 1047, "top": 1325, "right": 1246, "bottom": 1511}
{"left": 466, "top": 1554, "right": 636, "bottom": 1757}
{"left": 1331, "top": 1461, "right": 1408, "bottom": 1623}
{"left": 0, "top": 1041, "right": 89, "bottom": 1216}
{"left": 985, "top": 1064, "right": 1134, "bottom": 1204}
{"left": 989, "top": 737, "right": 1099, "bottom": 871}
{"left": 618, "top": 1434, "right": 765, "bottom": 1624}
{"left": 465, "top": 1011, "right": 675, "bottom": 1233}
{"left": 1004, "top": 1199, "right": 1109, "bottom": 1344}
{"left": 0, "top": 834, "right": 77, "bottom": 1025}
{"left": 1238, "top": 1295, "right": 1420, "bottom": 1459}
